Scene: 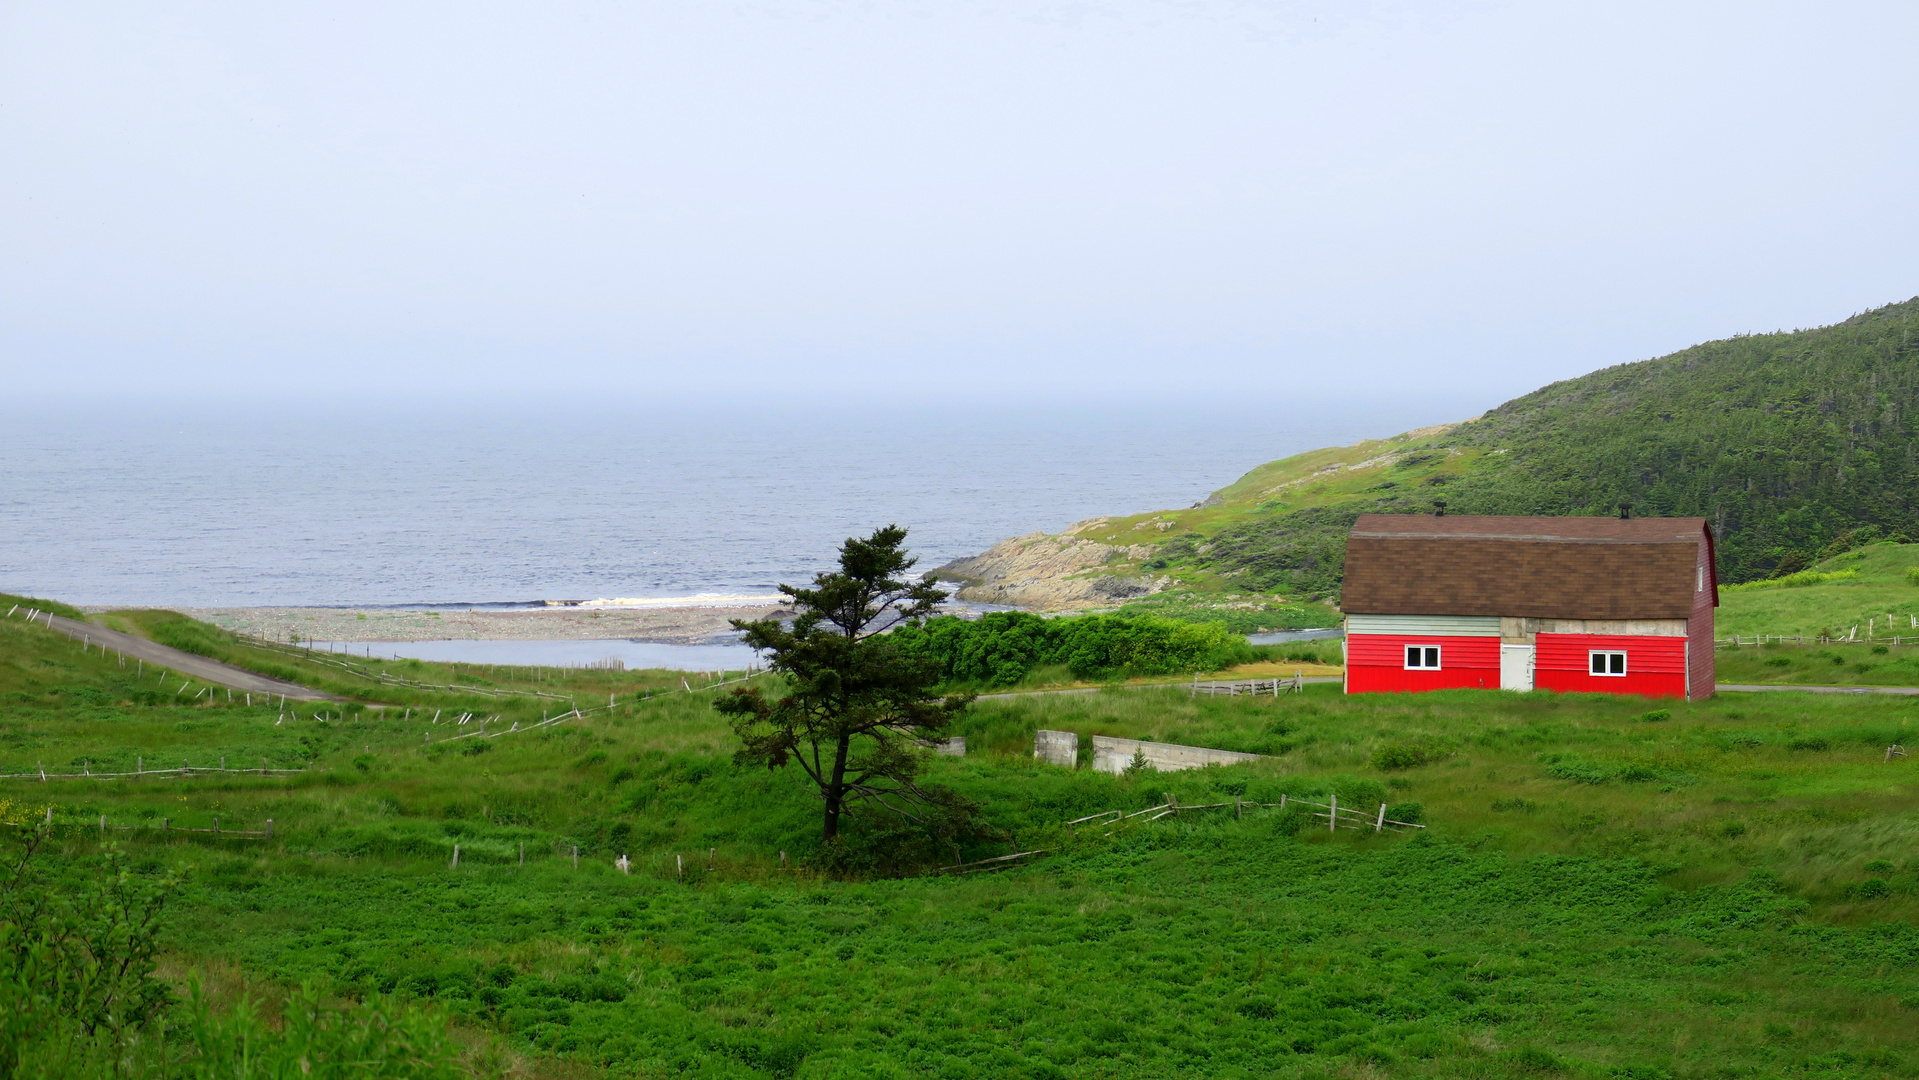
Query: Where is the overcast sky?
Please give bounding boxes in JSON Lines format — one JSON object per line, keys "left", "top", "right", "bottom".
{"left": 4, "top": 1, "right": 1915, "bottom": 408}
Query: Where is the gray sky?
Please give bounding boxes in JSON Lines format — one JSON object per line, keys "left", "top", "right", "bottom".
{"left": 4, "top": 1, "right": 1915, "bottom": 408}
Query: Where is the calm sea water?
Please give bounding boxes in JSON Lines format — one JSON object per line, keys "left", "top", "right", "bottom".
{"left": 2, "top": 398, "right": 1461, "bottom": 608}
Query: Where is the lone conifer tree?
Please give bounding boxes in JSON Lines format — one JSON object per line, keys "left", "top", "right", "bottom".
{"left": 716, "top": 525, "right": 974, "bottom": 844}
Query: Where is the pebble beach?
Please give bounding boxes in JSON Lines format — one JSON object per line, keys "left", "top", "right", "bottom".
{"left": 156, "top": 600, "right": 796, "bottom": 646}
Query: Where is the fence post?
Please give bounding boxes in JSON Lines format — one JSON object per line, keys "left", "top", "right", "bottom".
{"left": 676, "top": 854, "right": 684, "bottom": 881}
{"left": 213, "top": 818, "right": 220, "bottom": 836}
{"left": 1375, "top": 803, "right": 1387, "bottom": 833}
{"left": 162, "top": 818, "right": 169, "bottom": 835}
{"left": 265, "top": 819, "right": 273, "bottom": 839}
{"left": 780, "top": 850, "right": 787, "bottom": 868}
{"left": 572, "top": 845, "right": 578, "bottom": 869}
{"left": 45, "top": 806, "right": 52, "bottom": 825}
{"left": 1235, "top": 796, "right": 1243, "bottom": 820}
{"left": 1329, "top": 792, "right": 1338, "bottom": 833}
{"left": 709, "top": 847, "right": 715, "bottom": 871}
{"left": 261, "top": 758, "right": 268, "bottom": 775}
{"left": 100, "top": 814, "right": 106, "bottom": 838}
{"left": 451, "top": 844, "right": 460, "bottom": 869}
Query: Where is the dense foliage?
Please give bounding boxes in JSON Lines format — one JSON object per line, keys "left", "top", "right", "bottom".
{"left": 1151, "top": 297, "right": 1919, "bottom": 594}
{"left": 891, "top": 611, "right": 1260, "bottom": 687}
{"left": 0, "top": 826, "right": 464, "bottom": 1078}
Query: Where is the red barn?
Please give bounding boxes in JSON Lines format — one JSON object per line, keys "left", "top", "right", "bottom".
{"left": 1340, "top": 514, "right": 1718, "bottom": 700}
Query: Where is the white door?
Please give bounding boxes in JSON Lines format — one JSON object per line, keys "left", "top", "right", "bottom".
{"left": 1500, "top": 644, "right": 1534, "bottom": 691}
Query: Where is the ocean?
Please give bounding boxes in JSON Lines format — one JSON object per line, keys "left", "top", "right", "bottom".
{"left": 2, "top": 398, "right": 1459, "bottom": 609}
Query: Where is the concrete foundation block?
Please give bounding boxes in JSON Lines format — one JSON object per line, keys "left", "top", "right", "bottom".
{"left": 1089, "top": 735, "right": 1260, "bottom": 775}
{"left": 1033, "top": 729, "right": 1078, "bottom": 768}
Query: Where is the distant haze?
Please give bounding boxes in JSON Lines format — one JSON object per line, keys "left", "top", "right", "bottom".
{"left": 3, "top": 2, "right": 1917, "bottom": 407}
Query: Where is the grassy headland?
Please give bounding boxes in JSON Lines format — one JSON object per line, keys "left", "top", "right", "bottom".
{"left": 6, "top": 600, "right": 1919, "bottom": 1076}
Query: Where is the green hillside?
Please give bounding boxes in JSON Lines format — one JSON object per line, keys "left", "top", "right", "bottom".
{"left": 1717, "top": 541, "right": 1919, "bottom": 639}
{"left": 1067, "top": 297, "right": 1919, "bottom": 618}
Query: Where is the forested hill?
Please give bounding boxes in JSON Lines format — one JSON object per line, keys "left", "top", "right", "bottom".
{"left": 944, "top": 297, "right": 1919, "bottom": 622}
{"left": 1426, "top": 296, "right": 1919, "bottom": 581}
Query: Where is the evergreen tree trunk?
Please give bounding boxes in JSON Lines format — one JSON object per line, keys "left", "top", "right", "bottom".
{"left": 823, "top": 733, "right": 851, "bottom": 840}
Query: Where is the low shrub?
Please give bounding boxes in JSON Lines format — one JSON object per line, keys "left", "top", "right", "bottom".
{"left": 1638, "top": 709, "right": 1671, "bottom": 723}
{"left": 1370, "top": 743, "right": 1434, "bottom": 770}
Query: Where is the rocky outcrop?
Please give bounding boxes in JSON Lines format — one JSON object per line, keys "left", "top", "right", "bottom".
{"left": 934, "top": 528, "right": 1166, "bottom": 610}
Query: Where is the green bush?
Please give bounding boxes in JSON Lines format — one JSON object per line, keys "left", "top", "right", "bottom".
{"left": 1638, "top": 709, "right": 1672, "bottom": 723}
{"left": 1370, "top": 743, "right": 1433, "bottom": 770}
{"left": 892, "top": 611, "right": 1259, "bottom": 687}
{"left": 1856, "top": 878, "right": 1892, "bottom": 900}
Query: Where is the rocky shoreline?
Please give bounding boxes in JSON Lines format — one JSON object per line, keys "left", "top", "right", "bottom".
{"left": 136, "top": 602, "right": 797, "bottom": 646}
{"left": 934, "top": 525, "right": 1167, "bottom": 609}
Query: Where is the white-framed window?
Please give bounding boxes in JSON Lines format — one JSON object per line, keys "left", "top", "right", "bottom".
{"left": 1405, "top": 645, "right": 1442, "bottom": 670}
{"left": 1590, "top": 650, "right": 1627, "bottom": 676}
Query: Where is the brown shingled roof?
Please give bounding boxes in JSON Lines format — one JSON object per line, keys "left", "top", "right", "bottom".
{"left": 1342, "top": 514, "right": 1712, "bottom": 620}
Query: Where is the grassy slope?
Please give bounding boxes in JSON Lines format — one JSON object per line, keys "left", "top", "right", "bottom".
{"left": 9, "top": 605, "right": 1919, "bottom": 1077}
{"left": 1074, "top": 297, "right": 1919, "bottom": 618}
{"left": 1715, "top": 541, "right": 1919, "bottom": 639}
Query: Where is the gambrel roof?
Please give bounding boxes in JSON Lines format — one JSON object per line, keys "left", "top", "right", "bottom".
{"left": 1341, "top": 514, "right": 1717, "bottom": 620}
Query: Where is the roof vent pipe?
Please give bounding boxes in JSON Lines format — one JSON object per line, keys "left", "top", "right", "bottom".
{"left": 1618, "top": 503, "right": 1632, "bottom": 519}
{"left": 1432, "top": 501, "right": 1446, "bottom": 517}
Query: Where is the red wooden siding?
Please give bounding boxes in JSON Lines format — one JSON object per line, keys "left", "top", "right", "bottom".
{"left": 1534, "top": 633, "right": 1686, "bottom": 698}
{"left": 1686, "top": 531, "right": 1717, "bottom": 700}
{"left": 1345, "top": 634, "right": 1500, "bottom": 694}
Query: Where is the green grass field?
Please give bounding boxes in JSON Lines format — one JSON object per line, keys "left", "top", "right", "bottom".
{"left": 1716, "top": 542, "right": 1919, "bottom": 639}
{"left": 6, "top": 599, "right": 1919, "bottom": 1077}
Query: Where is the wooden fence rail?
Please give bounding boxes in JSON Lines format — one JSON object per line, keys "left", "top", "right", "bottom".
{"left": 1720, "top": 632, "right": 1919, "bottom": 647}
{"left": 1070, "top": 792, "right": 1425, "bottom": 833}
{"left": 1, "top": 763, "right": 307, "bottom": 782}
{"left": 1190, "top": 673, "right": 1307, "bottom": 697}
{"left": 6, "top": 812, "right": 273, "bottom": 839}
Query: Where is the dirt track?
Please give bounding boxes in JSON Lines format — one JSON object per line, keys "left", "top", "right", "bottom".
{"left": 30, "top": 611, "right": 341, "bottom": 701}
